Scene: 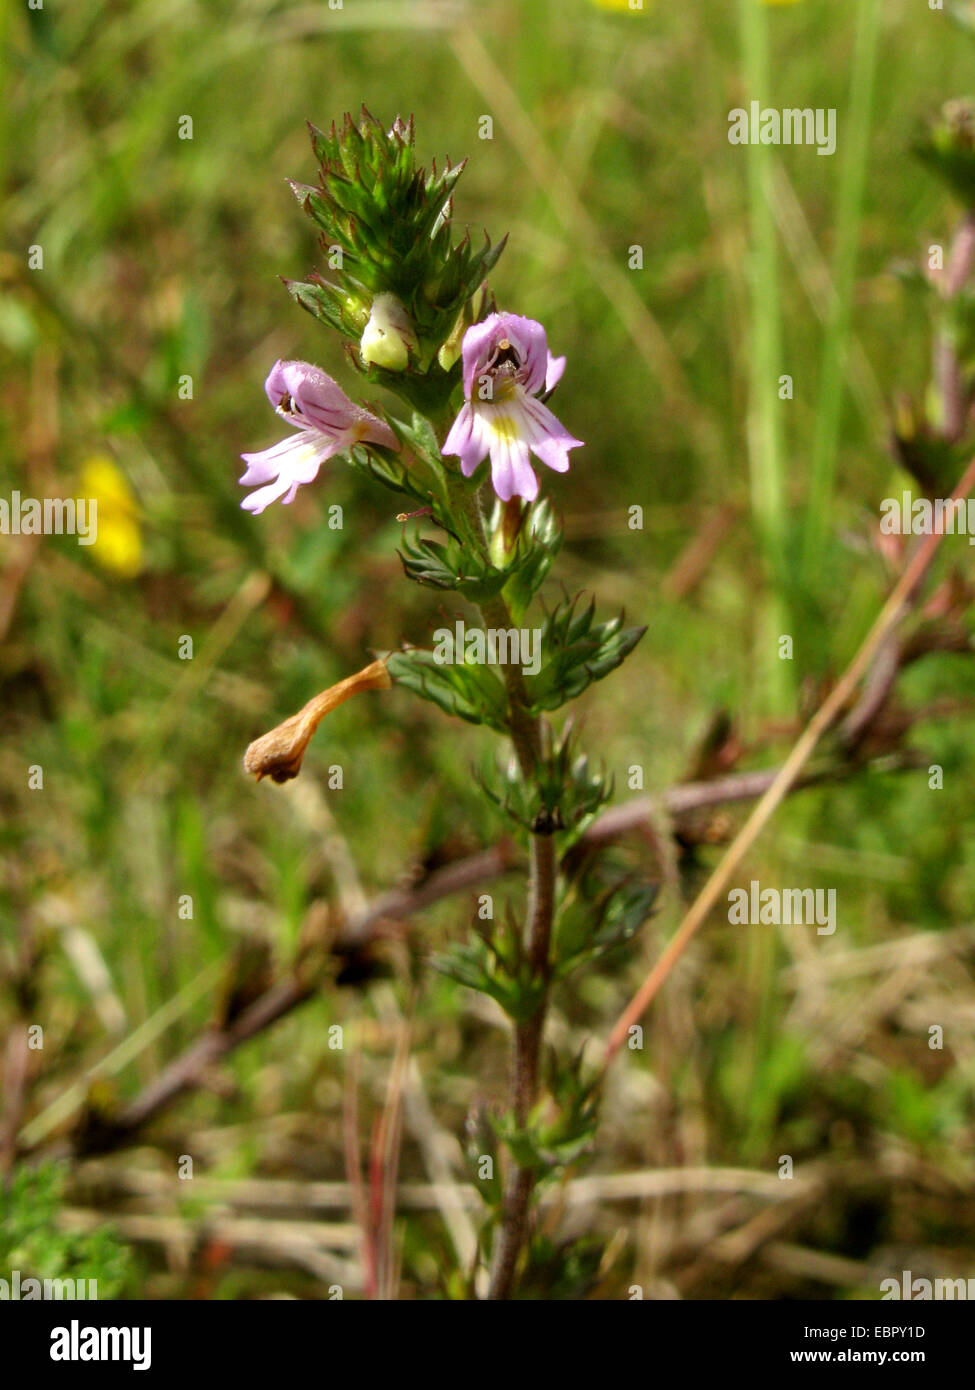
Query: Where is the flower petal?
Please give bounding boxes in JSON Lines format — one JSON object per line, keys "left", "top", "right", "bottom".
{"left": 241, "top": 473, "right": 302, "bottom": 514}
{"left": 490, "top": 435, "right": 538, "bottom": 502}
{"left": 520, "top": 395, "right": 584, "bottom": 474}
{"left": 264, "top": 360, "right": 351, "bottom": 431}
{"left": 458, "top": 313, "right": 556, "bottom": 398}
{"left": 345, "top": 404, "right": 399, "bottom": 452}
{"left": 443, "top": 403, "right": 489, "bottom": 478}
{"left": 499, "top": 314, "right": 549, "bottom": 394}
{"left": 459, "top": 314, "right": 504, "bottom": 398}
{"left": 239, "top": 427, "right": 318, "bottom": 484}
{"left": 263, "top": 359, "right": 397, "bottom": 451}
{"left": 545, "top": 353, "right": 566, "bottom": 392}
{"left": 239, "top": 429, "right": 336, "bottom": 512}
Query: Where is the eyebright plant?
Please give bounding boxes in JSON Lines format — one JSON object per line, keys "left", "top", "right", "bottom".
{"left": 238, "top": 108, "right": 650, "bottom": 1300}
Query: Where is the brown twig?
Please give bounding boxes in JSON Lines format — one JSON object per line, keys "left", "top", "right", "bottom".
{"left": 1, "top": 1026, "right": 31, "bottom": 1176}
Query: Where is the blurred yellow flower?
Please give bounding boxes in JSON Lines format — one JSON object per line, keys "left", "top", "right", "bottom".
{"left": 79, "top": 455, "right": 143, "bottom": 578}
{"left": 588, "top": 0, "right": 648, "bottom": 12}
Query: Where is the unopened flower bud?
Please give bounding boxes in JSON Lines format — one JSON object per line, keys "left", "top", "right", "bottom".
{"left": 343, "top": 293, "right": 371, "bottom": 333}
{"left": 360, "top": 293, "right": 417, "bottom": 372}
{"left": 489, "top": 497, "right": 526, "bottom": 568}
{"left": 437, "top": 306, "right": 469, "bottom": 372}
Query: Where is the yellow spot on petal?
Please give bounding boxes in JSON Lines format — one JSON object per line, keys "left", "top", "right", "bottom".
{"left": 488, "top": 414, "right": 520, "bottom": 443}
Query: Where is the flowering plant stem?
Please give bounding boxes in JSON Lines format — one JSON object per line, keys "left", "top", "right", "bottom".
{"left": 237, "top": 112, "right": 650, "bottom": 1299}
{"left": 484, "top": 612, "right": 555, "bottom": 1300}
{"left": 444, "top": 471, "right": 557, "bottom": 1298}
{"left": 486, "top": 829, "right": 555, "bottom": 1299}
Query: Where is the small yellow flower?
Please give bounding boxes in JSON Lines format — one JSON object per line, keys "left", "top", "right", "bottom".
{"left": 79, "top": 455, "right": 142, "bottom": 578}
{"left": 588, "top": 0, "right": 648, "bottom": 12}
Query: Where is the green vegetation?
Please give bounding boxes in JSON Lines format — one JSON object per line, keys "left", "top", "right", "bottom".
{"left": 2, "top": 0, "right": 974, "bottom": 1299}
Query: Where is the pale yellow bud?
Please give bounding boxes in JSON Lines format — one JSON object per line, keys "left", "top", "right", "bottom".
{"left": 437, "top": 307, "right": 468, "bottom": 372}
{"left": 359, "top": 293, "right": 417, "bottom": 372}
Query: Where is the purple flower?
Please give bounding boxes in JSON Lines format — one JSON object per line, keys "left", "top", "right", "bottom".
{"left": 442, "top": 313, "right": 583, "bottom": 502}
{"left": 239, "top": 360, "right": 398, "bottom": 514}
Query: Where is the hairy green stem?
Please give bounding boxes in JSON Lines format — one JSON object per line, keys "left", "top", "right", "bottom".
{"left": 443, "top": 471, "right": 558, "bottom": 1299}
{"left": 486, "top": 833, "right": 556, "bottom": 1300}
{"left": 476, "top": 588, "right": 557, "bottom": 1300}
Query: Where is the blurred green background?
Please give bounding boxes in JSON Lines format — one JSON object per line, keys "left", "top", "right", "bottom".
{"left": 2, "top": 0, "right": 975, "bottom": 1299}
